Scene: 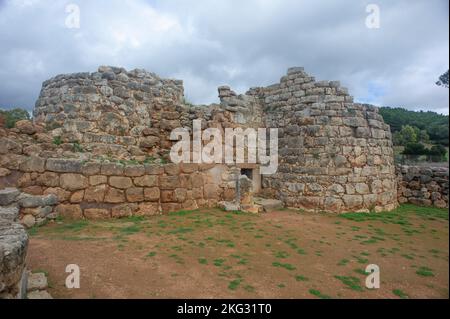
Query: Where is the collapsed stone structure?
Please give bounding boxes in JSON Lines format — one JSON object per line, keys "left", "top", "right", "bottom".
{"left": 0, "top": 65, "right": 400, "bottom": 218}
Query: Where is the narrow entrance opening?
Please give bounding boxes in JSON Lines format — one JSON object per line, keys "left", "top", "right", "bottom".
{"left": 241, "top": 168, "right": 253, "bottom": 180}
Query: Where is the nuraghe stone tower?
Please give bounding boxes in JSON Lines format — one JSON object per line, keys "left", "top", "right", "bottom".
{"left": 27, "top": 66, "right": 398, "bottom": 213}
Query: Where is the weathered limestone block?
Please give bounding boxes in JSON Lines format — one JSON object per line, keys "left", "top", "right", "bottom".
{"left": 84, "top": 208, "right": 110, "bottom": 220}
{"left": 70, "top": 190, "right": 84, "bottom": 203}
{"left": 112, "top": 203, "right": 138, "bottom": 218}
{"left": 137, "top": 202, "right": 160, "bottom": 216}
{"left": 134, "top": 175, "right": 158, "bottom": 187}
{"left": 55, "top": 204, "right": 82, "bottom": 219}
{"left": 60, "top": 173, "right": 88, "bottom": 191}
{"left": 145, "top": 164, "right": 164, "bottom": 175}
{"left": 104, "top": 187, "right": 125, "bottom": 203}
{"left": 43, "top": 187, "right": 71, "bottom": 202}
{"left": 100, "top": 163, "right": 124, "bottom": 175}
{"left": 0, "top": 205, "right": 19, "bottom": 222}
{"left": 36, "top": 172, "right": 60, "bottom": 187}
{"left": 144, "top": 187, "right": 160, "bottom": 201}
{"left": 159, "top": 176, "right": 178, "bottom": 189}
{"left": 0, "top": 220, "right": 28, "bottom": 299}
{"left": 125, "top": 187, "right": 144, "bottom": 202}
{"left": 124, "top": 165, "right": 145, "bottom": 177}
{"left": 46, "top": 158, "right": 83, "bottom": 173}
{"left": 84, "top": 184, "right": 107, "bottom": 203}
{"left": 18, "top": 194, "right": 58, "bottom": 208}
{"left": 19, "top": 156, "right": 45, "bottom": 173}
{"left": 109, "top": 176, "right": 133, "bottom": 189}
{"left": 27, "top": 272, "right": 48, "bottom": 292}
{"left": 81, "top": 162, "right": 101, "bottom": 175}
{"left": 0, "top": 188, "right": 20, "bottom": 206}
{"left": 89, "top": 175, "right": 107, "bottom": 186}
{"left": 342, "top": 194, "right": 363, "bottom": 209}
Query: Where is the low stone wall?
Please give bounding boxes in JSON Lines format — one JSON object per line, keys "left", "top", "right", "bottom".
{"left": 0, "top": 188, "right": 59, "bottom": 228}
{"left": 396, "top": 165, "right": 449, "bottom": 208}
{"left": 0, "top": 157, "right": 238, "bottom": 223}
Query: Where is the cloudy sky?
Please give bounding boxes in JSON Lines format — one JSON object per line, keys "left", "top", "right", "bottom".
{"left": 0, "top": 0, "right": 448, "bottom": 114}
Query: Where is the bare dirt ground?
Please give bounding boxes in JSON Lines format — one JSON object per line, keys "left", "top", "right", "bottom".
{"left": 27, "top": 204, "right": 449, "bottom": 299}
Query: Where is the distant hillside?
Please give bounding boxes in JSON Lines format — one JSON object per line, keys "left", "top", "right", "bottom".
{"left": 379, "top": 107, "right": 449, "bottom": 146}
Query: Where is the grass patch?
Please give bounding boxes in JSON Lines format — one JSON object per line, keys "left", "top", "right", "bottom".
{"left": 167, "top": 227, "right": 193, "bottom": 234}
{"left": 334, "top": 275, "right": 364, "bottom": 291}
{"left": 295, "top": 275, "right": 308, "bottom": 282}
{"left": 392, "top": 289, "right": 409, "bottom": 299}
{"left": 338, "top": 258, "right": 350, "bottom": 266}
{"left": 341, "top": 204, "right": 448, "bottom": 225}
{"left": 213, "top": 258, "right": 226, "bottom": 267}
{"left": 198, "top": 258, "right": 208, "bottom": 265}
{"left": 274, "top": 251, "right": 290, "bottom": 259}
{"left": 272, "top": 262, "right": 296, "bottom": 271}
{"left": 416, "top": 266, "right": 434, "bottom": 277}
{"left": 228, "top": 279, "right": 242, "bottom": 290}
{"left": 309, "top": 289, "right": 331, "bottom": 299}
{"left": 120, "top": 225, "right": 141, "bottom": 235}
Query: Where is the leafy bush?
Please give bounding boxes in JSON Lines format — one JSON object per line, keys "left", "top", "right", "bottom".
{"left": 0, "top": 108, "right": 30, "bottom": 128}
{"left": 402, "top": 142, "right": 428, "bottom": 155}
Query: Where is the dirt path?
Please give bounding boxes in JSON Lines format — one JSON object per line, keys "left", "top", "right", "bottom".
{"left": 27, "top": 205, "right": 449, "bottom": 299}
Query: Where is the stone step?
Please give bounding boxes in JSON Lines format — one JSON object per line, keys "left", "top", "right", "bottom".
{"left": 253, "top": 197, "right": 284, "bottom": 212}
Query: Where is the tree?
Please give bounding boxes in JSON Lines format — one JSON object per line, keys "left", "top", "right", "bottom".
{"left": 379, "top": 107, "right": 449, "bottom": 146}
{"left": 436, "top": 70, "right": 449, "bottom": 88}
{"left": 0, "top": 108, "right": 31, "bottom": 128}
{"left": 393, "top": 125, "right": 417, "bottom": 146}
{"left": 412, "top": 127, "right": 430, "bottom": 144}
{"left": 428, "top": 144, "right": 447, "bottom": 156}
{"left": 402, "top": 142, "right": 428, "bottom": 155}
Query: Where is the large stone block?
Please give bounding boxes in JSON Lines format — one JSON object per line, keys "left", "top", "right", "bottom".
{"left": 342, "top": 194, "right": 363, "bottom": 209}
{"left": 19, "top": 156, "right": 45, "bottom": 173}
{"left": 84, "top": 184, "right": 107, "bottom": 203}
{"left": 46, "top": 158, "right": 83, "bottom": 173}
{"left": 134, "top": 175, "right": 158, "bottom": 187}
{"left": 125, "top": 187, "right": 144, "bottom": 202}
{"left": 84, "top": 208, "right": 111, "bottom": 220}
{"left": 159, "top": 176, "right": 178, "bottom": 189}
{"left": 104, "top": 187, "right": 125, "bottom": 203}
{"left": 18, "top": 194, "right": 58, "bottom": 208}
{"left": 55, "top": 204, "right": 82, "bottom": 219}
{"left": 144, "top": 187, "right": 160, "bottom": 201}
{"left": 109, "top": 176, "right": 133, "bottom": 189}
{"left": 0, "top": 188, "right": 20, "bottom": 206}
{"left": 112, "top": 203, "right": 138, "bottom": 218}
{"left": 0, "top": 220, "right": 28, "bottom": 298}
{"left": 137, "top": 202, "right": 160, "bottom": 216}
{"left": 60, "top": 173, "right": 88, "bottom": 191}
{"left": 36, "top": 172, "right": 60, "bottom": 187}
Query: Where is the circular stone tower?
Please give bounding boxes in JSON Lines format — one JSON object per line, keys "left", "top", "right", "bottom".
{"left": 259, "top": 67, "right": 398, "bottom": 213}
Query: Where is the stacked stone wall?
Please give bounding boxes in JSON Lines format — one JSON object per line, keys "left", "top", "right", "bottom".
{"left": 396, "top": 165, "right": 448, "bottom": 208}
{"left": 2, "top": 65, "right": 402, "bottom": 215}
{"left": 0, "top": 157, "right": 239, "bottom": 225}
{"left": 258, "top": 67, "right": 397, "bottom": 212}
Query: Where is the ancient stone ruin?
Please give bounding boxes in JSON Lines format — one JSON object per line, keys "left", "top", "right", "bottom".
{"left": 1, "top": 66, "right": 400, "bottom": 219}
{"left": 1, "top": 65, "right": 448, "bottom": 224}
{"left": 1, "top": 65, "right": 449, "bottom": 298}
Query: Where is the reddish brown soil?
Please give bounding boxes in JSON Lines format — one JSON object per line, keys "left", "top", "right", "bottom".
{"left": 27, "top": 205, "right": 449, "bottom": 299}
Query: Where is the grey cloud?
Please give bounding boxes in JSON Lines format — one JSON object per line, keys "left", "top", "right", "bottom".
{"left": 0, "top": 0, "right": 448, "bottom": 114}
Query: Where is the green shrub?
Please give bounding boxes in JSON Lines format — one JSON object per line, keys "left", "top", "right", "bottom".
{"left": 0, "top": 108, "right": 30, "bottom": 128}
